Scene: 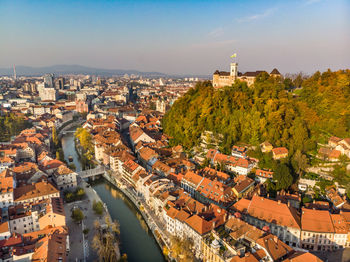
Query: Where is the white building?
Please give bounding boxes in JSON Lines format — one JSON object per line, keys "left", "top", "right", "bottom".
{"left": 8, "top": 208, "right": 40, "bottom": 234}
{"left": 0, "top": 176, "right": 14, "bottom": 208}
{"left": 52, "top": 165, "right": 78, "bottom": 191}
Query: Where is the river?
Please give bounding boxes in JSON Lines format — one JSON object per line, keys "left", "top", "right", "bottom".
{"left": 61, "top": 132, "right": 165, "bottom": 262}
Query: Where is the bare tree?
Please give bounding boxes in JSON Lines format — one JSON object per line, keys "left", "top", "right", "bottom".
{"left": 92, "top": 216, "right": 121, "bottom": 262}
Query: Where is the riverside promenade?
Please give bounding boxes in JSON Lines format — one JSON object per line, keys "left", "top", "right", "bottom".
{"left": 64, "top": 177, "right": 119, "bottom": 262}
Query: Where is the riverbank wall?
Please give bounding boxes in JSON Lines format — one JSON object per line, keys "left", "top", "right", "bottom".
{"left": 101, "top": 171, "right": 171, "bottom": 259}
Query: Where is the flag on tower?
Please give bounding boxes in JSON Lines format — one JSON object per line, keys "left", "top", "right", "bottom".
{"left": 230, "top": 53, "right": 237, "bottom": 58}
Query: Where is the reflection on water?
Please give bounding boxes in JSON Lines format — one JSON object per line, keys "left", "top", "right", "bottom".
{"left": 61, "top": 132, "right": 82, "bottom": 172}
{"left": 92, "top": 180, "right": 165, "bottom": 262}
{"left": 103, "top": 183, "right": 150, "bottom": 233}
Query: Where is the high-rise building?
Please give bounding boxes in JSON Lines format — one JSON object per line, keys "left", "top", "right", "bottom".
{"left": 55, "top": 78, "right": 64, "bottom": 90}
{"left": 43, "top": 73, "right": 54, "bottom": 88}
{"left": 37, "top": 82, "right": 57, "bottom": 101}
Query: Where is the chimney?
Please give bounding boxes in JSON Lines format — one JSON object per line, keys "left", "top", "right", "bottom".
{"left": 287, "top": 201, "right": 290, "bottom": 207}
{"left": 273, "top": 235, "right": 278, "bottom": 243}
{"left": 278, "top": 200, "right": 281, "bottom": 204}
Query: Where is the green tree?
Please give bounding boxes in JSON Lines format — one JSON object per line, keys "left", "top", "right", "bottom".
{"left": 293, "top": 72, "right": 304, "bottom": 88}
{"left": 93, "top": 200, "right": 104, "bottom": 215}
{"left": 52, "top": 126, "right": 59, "bottom": 147}
{"left": 65, "top": 192, "right": 74, "bottom": 202}
{"left": 75, "top": 127, "right": 94, "bottom": 159}
{"left": 292, "top": 150, "right": 308, "bottom": 178}
{"left": 273, "top": 164, "right": 293, "bottom": 190}
{"left": 56, "top": 148, "right": 65, "bottom": 162}
{"left": 0, "top": 113, "right": 32, "bottom": 141}
{"left": 75, "top": 188, "right": 85, "bottom": 200}
{"left": 71, "top": 208, "right": 84, "bottom": 223}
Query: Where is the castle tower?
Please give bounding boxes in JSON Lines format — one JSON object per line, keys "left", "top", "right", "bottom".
{"left": 230, "top": 62, "right": 238, "bottom": 78}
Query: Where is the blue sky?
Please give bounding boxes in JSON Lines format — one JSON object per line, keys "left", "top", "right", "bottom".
{"left": 0, "top": 0, "right": 349, "bottom": 75}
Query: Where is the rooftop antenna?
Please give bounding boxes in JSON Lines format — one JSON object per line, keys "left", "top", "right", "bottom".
{"left": 13, "top": 65, "right": 17, "bottom": 80}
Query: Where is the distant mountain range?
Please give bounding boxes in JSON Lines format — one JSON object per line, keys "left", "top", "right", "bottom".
{"left": 0, "top": 65, "right": 170, "bottom": 77}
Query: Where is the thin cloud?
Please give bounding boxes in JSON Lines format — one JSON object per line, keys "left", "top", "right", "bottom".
{"left": 207, "top": 27, "right": 224, "bottom": 38}
{"left": 191, "top": 39, "right": 236, "bottom": 48}
{"left": 237, "top": 8, "right": 277, "bottom": 23}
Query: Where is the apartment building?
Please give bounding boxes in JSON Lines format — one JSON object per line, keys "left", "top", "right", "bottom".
{"left": 52, "top": 165, "right": 77, "bottom": 190}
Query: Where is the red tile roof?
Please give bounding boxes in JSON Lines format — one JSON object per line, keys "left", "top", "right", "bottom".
{"left": 234, "top": 196, "right": 301, "bottom": 229}
{"left": 301, "top": 208, "right": 334, "bottom": 233}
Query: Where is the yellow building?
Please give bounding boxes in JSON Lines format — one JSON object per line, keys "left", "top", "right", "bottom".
{"left": 202, "top": 237, "right": 227, "bottom": 262}
{"left": 212, "top": 63, "right": 281, "bottom": 88}
{"left": 212, "top": 63, "right": 238, "bottom": 88}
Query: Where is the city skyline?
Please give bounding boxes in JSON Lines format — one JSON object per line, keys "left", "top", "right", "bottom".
{"left": 1, "top": 0, "right": 349, "bottom": 75}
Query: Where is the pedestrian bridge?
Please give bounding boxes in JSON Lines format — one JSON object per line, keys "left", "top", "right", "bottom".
{"left": 61, "top": 130, "right": 76, "bottom": 135}
{"left": 78, "top": 165, "right": 106, "bottom": 179}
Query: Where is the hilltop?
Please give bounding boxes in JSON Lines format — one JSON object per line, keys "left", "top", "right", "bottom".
{"left": 162, "top": 69, "right": 350, "bottom": 156}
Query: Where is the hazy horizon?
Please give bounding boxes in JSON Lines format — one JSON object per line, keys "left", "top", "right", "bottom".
{"left": 1, "top": 0, "right": 349, "bottom": 75}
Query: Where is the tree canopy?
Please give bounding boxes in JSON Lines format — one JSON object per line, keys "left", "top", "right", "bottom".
{"left": 163, "top": 70, "right": 350, "bottom": 156}
{"left": 0, "top": 113, "right": 32, "bottom": 142}
{"left": 273, "top": 164, "right": 293, "bottom": 190}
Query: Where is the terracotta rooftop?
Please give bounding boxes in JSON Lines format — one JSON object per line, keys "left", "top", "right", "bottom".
{"left": 14, "top": 181, "right": 59, "bottom": 202}
{"left": 233, "top": 195, "right": 301, "bottom": 229}
{"left": 330, "top": 214, "right": 349, "bottom": 234}
{"left": 282, "top": 252, "right": 323, "bottom": 262}
{"left": 272, "top": 147, "right": 289, "bottom": 156}
{"left": 0, "top": 176, "right": 14, "bottom": 193}
{"left": 182, "top": 171, "right": 204, "bottom": 186}
{"left": 0, "top": 222, "right": 9, "bottom": 234}
{"left": 231, "top": 253, "right": 259, "bottom": 262}
{"left": 256, "top": 234, "right": 293, "bottom": 261}
{"left": 185, "top": 214, "right": 213, "bottom": 235}
{"left": 301, "top": 208, "right": 334, "bottom": 233}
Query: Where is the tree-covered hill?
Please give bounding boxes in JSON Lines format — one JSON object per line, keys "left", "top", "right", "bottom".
{"left": 162, "top": 70, "right": 350, "bottom": 156}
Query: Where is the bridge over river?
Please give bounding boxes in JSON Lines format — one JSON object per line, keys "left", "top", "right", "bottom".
{"left": 77, "top": 165, "right": 107, "bottom": 179}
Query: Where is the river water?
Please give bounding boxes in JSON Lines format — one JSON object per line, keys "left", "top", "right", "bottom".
{"left": 61, "top": 132, "right": 165, "bottom": 262}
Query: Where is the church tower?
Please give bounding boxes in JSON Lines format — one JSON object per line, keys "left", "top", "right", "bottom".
{"left": 230, "top": 62, "right": 238, "bottom": 78}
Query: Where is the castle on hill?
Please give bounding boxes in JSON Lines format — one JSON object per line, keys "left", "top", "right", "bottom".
{"left": 212, "top": 62, "right": 281, "bottom": 88}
